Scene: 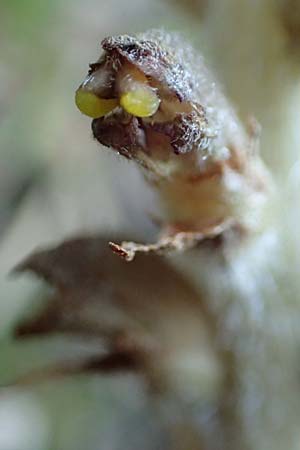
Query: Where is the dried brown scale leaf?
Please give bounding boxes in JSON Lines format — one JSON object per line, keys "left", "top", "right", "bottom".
{"left": 101, "top": 34, "right": 194, "bottom": 102}
{"left": 148, "top": 106, "right": 210, "bottom": 155}
{"left": 13, "top": 235, "right": 221, "bottom": 395}
{"left": 92, "top": 114, "right": 142, "bottom": 156}
{"left": 13, "top": 234, "right": 200, "bottom": 336}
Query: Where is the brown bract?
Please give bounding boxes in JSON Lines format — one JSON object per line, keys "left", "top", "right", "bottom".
{"left": 12, "top": 235, "right": 217, "bottom": 390}
{"left": 101, "top": 33, "right": 195, "bottom": 102}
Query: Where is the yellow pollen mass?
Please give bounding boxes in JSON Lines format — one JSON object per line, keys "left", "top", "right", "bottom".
{"left": 120, "top": 87, "right": 160, "bottom": 117}
{"left": 75, "top": 89, "right": 118, "bottom": 118}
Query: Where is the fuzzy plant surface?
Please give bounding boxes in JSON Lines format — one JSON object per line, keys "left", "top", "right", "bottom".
{"left": 12, "top": 29, "right": 300, "bottom": 450}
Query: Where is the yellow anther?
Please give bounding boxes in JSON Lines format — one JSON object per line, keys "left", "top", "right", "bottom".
{"left": 120, "top": 87, "right": 160, "bottom": 118}
{"left": 75, "top": 89, "right": 118, "bottom": 118}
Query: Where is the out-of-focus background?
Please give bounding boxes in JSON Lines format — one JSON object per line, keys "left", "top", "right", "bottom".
{"left": 1, "top": 0, "right": 300, "bottom": 448}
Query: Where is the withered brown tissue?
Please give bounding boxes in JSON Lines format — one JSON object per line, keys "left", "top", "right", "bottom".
{"left": 13, "top": 235, "right": 213, "bottom": 387}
